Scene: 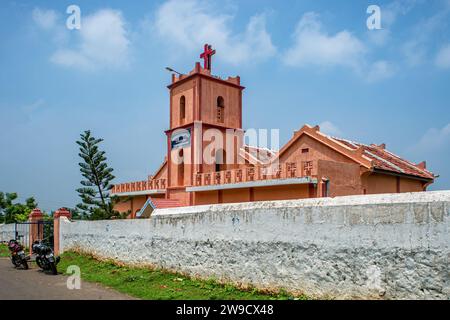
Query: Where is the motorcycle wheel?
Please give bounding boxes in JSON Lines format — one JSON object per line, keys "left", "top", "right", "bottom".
{"left": 21, "top": 260, "right": 29, "bottom": 270}
{"left": 50, "top": 262, "right": 57, "bottom": 275}
{"left": 11, "top": 257, "right": 19, "bottom": 268}
{"left": 35, "top": 256, "right": 43, "bottom": 269}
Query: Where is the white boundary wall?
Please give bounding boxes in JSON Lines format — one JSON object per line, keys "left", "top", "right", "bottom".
{"left": 59, "top": 191, "right": 450, "bottom": 299}
{"left": 0, "top": 223, "right": 16, "bottom": 242}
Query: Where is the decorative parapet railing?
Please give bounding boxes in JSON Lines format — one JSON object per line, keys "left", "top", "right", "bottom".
{"left": 111, "top": 178, "right": 167, "bottom": 195}
{"left": 194, "top": 161, "right": 317, "bottom": 187}
{"left": 111, "top": 161, "right": 316, "bottom": 193}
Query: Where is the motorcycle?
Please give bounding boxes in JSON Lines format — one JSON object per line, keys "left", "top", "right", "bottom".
{"left": 8, "top": 239, "right": 29, "bottom": 270}
{"left": 32, "top": 240, "right": 60, "bottom": 275}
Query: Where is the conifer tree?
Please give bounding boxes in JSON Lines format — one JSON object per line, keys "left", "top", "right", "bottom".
{"left": 76, "top": 130, "right": 119, "bottom": 220}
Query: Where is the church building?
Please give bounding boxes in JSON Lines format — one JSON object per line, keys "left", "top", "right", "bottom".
{"left": 111, "top": 45, "right": 435, "bottom": 218}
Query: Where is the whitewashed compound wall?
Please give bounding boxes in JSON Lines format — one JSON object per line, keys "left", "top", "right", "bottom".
{"left": 59, "top": 191, "right": 450, "bottom": 299}
{"left": 0, "top": 223, "right": 16, "bottom": 242}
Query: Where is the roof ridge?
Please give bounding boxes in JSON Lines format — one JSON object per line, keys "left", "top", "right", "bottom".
{"left": 381, "top": 148, "right": 433, "bottom": 175}
{"left": 328, "top": 135, "right": 433, "bottom": 179}
{"left": 243, "top": 144, "right": 278, "bottom": 154}
{"left": 328, "top": 135, "right": 371, "bottom": 148}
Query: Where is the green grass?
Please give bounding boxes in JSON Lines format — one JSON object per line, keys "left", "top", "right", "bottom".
{"left": 59, "top": 251, "right": 309, "bottom": 300}
{"left": 0, "top": 243, "right": 9, "bottom": 257}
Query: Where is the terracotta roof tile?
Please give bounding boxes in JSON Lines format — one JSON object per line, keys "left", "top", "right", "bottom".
{"left": 331, "top": 137, "right": 434, "bottom": 180}
{"left": 150, "top": 198, "right": 184, "bottom": 209}
{"left": 242, "top": 145, "right": 277, "bottom": 164}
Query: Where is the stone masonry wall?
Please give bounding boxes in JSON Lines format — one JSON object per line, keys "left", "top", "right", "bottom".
{"left": 59, "top": 191, "right": 450, "bottom": 299}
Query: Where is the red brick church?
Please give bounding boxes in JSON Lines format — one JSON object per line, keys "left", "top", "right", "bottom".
{"left": 111, "top": 45, "right": 435, "bottom": 218}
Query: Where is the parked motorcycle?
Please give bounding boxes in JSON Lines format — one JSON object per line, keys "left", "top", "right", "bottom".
{"left": 8, "top": 239, "right": 29, "bottom": 270}
{"left": 32, "top": 240, "right": 60, "bottom": 275}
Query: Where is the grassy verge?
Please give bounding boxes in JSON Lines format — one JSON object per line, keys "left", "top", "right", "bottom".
{"left": 59, "top": 251, "right": 308, "bottom": 300}
{"left": 0, "top": 243, "right": 9, "bottom": 257}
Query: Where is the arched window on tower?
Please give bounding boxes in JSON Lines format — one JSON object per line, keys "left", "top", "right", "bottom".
{"left": 180, "top": 96, "right": 186, "bottom": 123}
{"left": 216, "top": 96, "right": 224, "bottom": 123}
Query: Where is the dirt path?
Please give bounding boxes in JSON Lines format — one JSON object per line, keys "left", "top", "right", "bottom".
{"left": 0, "top": 258, "right": 137, "bottom": 300}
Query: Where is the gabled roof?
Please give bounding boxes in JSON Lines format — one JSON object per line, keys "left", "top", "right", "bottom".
{"left": 330, "top": 136, "right": 434, "bottom": 180}
{"left": 151, "top": 198, "right": 184, "bottom": 209}
{"left": 278, "top": 124, "right": 435, "bottom": 181}
{"left": 239, "top": 145, "right": 277, "bottom": 165}
{"left": 136, "top": 197, "right": 183, "bottom": 218}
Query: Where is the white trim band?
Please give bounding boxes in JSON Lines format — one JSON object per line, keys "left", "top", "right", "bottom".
{"left": 112, "top": 189, "right": 166, "bottom": 197}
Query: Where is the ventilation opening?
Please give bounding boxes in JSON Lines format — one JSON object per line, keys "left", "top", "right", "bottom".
{"left": 216, "top": 96, "right": 224, "bottom": 123}
{"left": 180, "top": 96, "right": 186, "bottom": 122}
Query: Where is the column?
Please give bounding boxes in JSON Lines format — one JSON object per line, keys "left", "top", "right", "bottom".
{"left": 28, "top": 208, "right": 43, "bottom": 253}
{"left": 53, "top": 208, "right": 72, "bottom": 256}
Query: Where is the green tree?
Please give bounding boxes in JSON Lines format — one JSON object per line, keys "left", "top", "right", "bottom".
{"left": 0, "top": 192, "right": 16, "bottom": 223}
{"left": 25, "top": 197, "right": 37, "bottom": 210}
{"left": 67, "top": 207, "right": 88, "bottom": 220}
{"left": 76, "top": 130, "right": 120, "bottom": 220}
{"left": 0, "top": 192, "right": 38, "bottom": 223}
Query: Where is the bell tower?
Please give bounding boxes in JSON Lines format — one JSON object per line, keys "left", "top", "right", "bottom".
{"left": 165, "top": 44, "right": 245, "bottom": 205}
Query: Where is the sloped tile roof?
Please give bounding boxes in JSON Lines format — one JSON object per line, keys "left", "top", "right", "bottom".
{"left": 151, "top": 198, "right": 184, "bottom": 209}
{"left": 242, "top": 145, "right": 277, "bottom": 164}
{"left": 330, "top": 137, "right": 434, "bottom": 180}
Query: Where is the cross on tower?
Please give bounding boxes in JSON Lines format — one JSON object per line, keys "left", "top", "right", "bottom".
{"left": 200, "top": 44, "right": 216, "bottom": 71}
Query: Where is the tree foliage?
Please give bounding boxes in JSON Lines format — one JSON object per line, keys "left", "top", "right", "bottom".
{"left": 76, "top": 130, "right": 122, "bottom": 220}
{"left": 0, "top": 192, "right": 38, "bottom": 223}
{"left": 66, "top": 207, "right": 89, "bottom": 220}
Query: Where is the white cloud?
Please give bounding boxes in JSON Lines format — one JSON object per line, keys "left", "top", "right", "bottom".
{"left": 408, "top": 123, "right": 450, "bottom": 189}
{"left": 402, "top": 40, "right": 426, "bottom": 66}
{"left": 51, "top": 50, "right": 91, "bottom": 69}
{"left": 283, "top": 12, "right": 396, "bottom": 82}
{"left": 435, "top": 44, "right": 450, "bottom": 68}
{"left": 32, "top": 8, "right": 58, "bottom": 30}
{"left": 367, "top": 29, "right": 391, "bottom": 47}
{"left": 401, "top": 4, "right": 450, "bottom": 67}
{"left": 366, "top": 1, "right": 421, "bottom": 47}
{"left": 367, "top": 60, "right": 396, "bottom": 82}
{"left": 154, "top": 0, "right": 276, "bottom": 65}
{"left": 284, "top": 12, "right": 366, "bottom": 71}
{"left": 412, "top": 123, "right": 450, "bottom": 153}
{"left": 369, "top": 1, "right": 450, "bottom": 70}
{"left": 319, "top": 121, "right": 343, "bottom": 137}
{"left": 51, "top": 9, "right": 130, "bottom": 70}
{"left": 382, "top": 0, "right": 421, "bottom": 28}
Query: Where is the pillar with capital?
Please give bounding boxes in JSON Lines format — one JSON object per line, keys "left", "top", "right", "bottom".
{"left": 53, "top": 208, "right": 72, "bottom": 256}
{"left": 28, "top": 208, "right": 44, "bottom": 253}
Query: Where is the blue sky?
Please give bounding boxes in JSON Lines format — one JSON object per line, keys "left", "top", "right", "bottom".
{"left": 1, "top": 0, "right": 449, "bottom": 211}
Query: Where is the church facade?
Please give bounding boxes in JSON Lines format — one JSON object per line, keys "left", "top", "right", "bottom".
{"left": 111, "top": 45, "right": 435, "bottom": 218}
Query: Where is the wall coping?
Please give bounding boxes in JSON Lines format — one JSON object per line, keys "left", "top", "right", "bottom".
{"left": 153, "top": 190, "right": 450, "bottom": 216}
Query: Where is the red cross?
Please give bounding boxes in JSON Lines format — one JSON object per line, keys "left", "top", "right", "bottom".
{"left": 200, "top": 44, "right": 216, "bottom": 71}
